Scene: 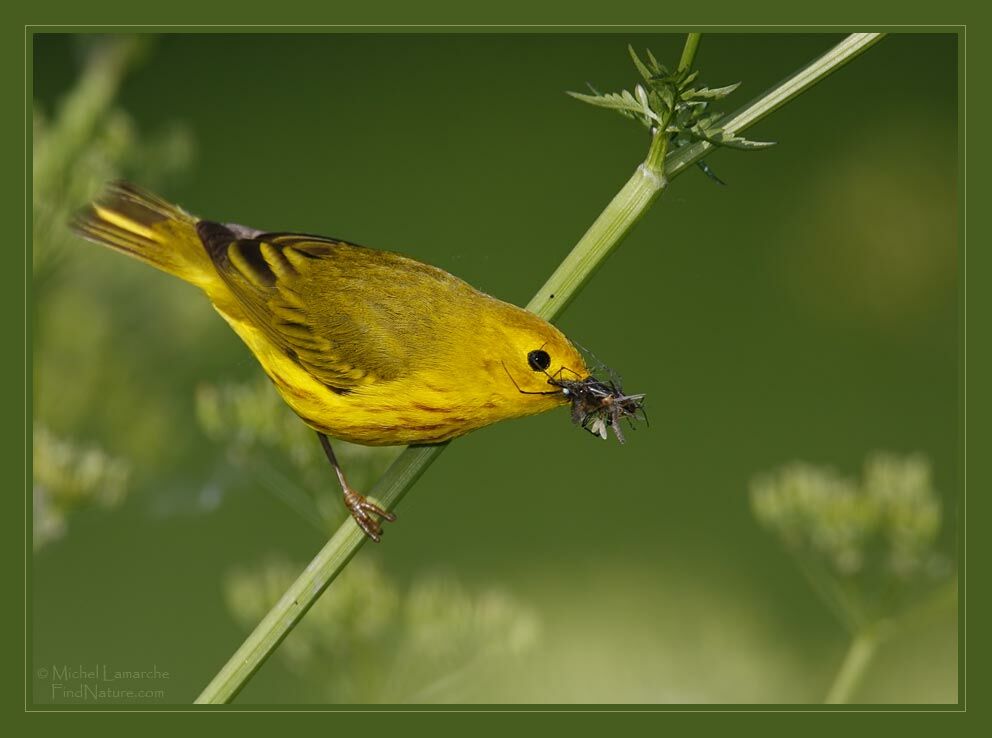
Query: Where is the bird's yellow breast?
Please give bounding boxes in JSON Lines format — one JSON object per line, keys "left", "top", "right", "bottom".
{"left": 217, "top": 306, "right": 570, "bottom": 446}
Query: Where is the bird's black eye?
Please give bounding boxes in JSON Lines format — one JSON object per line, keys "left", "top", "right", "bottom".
{"left": 527, "top": 349, "right": 551, "bottom": 372}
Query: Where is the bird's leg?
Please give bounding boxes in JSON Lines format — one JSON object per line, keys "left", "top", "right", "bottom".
{"left": 317, "top": 432, "right": 396, "bottom": 542}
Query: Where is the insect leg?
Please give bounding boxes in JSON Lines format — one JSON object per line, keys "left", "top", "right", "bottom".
{"left": 610, "top": 404, "right": 627, "bottom": 444}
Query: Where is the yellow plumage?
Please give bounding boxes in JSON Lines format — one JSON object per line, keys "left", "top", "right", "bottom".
{"left": 72, "top": 183, "right": 589, "bottom": 447}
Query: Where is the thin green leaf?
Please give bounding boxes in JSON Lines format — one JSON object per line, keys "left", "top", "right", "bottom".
{"left": 634, "top": 85, "right": 660, "bottom": 123}
{"left": 679, "top": 69, "right": 700, "bottom": 89}
{"left": 628, "top": 45, "right": 653, "bottom": 82}
{"left": 684, "top": 81, "right": 742, "bottom": 101}
{"left": 694, "top": 124, "right": 777, "bottom": 149}
{"left": 655, "top": 84, "right": 675, "bottom": 112}
{"left": 567, "top": 89, "right": 648, "bottom": 120}
{"left": 693, "top": 111, "right": 724, "bottom": 130}
{"left": 717, "top": 134, "right": 777, "bottom": 150}
{"left": 645, "top": 47, "right": 664, "bottom": 75}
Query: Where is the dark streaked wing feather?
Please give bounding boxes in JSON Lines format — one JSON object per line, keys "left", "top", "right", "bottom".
{"left": 197, "top": 223, "right": 455, "bottom": 391}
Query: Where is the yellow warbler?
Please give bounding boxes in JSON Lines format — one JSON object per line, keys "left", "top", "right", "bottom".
{"left": 72, "top": 182, "right": 597, "bottom": 540}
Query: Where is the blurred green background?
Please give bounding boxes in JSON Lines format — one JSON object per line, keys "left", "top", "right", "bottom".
{"left": 30, "top": 33, "right": 958, "bottom": 705}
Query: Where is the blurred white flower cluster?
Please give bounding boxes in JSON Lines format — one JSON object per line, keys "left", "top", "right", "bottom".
{"left": 751, "top": 452, "right": 950, "bottom": 633}
{"left": 751, "top": 453, "right": 942, "bottom": 578}
{"left": 33, "top": 36, "right": 194, "bottom": 546}
{"left": 196, "top": 379, "right": 326, "bottom": 473}
{"left": 224, "top": 556, "right": 540, "bottom": 703}
{"left": 33, "top": 426, "right": 130, "bottom": 549}
{"left": 196, "top": 377, "right": 400, "bottom": 529}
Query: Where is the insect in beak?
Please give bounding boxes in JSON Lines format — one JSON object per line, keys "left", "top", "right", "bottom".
{"left": 547, "top": 373, "right": 647, "bottom": 444}
{"left": 503, "top": 360, "right": 646, "bottom": 443}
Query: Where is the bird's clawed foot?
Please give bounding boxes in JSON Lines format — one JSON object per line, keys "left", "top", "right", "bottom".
{"left": 344, "top": 488, "right": 396, "bottom": 542}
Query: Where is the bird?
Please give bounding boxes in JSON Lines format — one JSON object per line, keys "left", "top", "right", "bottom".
{"left": 71, "top": 182, "right": 593, "bottom": 541}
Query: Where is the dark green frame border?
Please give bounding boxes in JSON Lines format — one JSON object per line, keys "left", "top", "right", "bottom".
{"left": 16, "top": 21, "right": 969, "bottom": 718}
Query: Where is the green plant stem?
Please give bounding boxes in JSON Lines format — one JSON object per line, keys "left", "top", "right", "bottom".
{"left": 195, "top": 444, "right": 441, "bottom": 704}
{"left": 533, "top": 30, "right": 705, "bottom": 318}
{"left": 195, "top": 31, "right": 885, "bottom": 705}
{"left": 678, "top": 33, "right": 702, "bottom": 72}
{"left": 793, "top": 553, "right": 864, "bottom": 635}
{"left": 530, "top": 32, "right": 883, "bottom": 318}
{"left": 527, "top": 161, "right": 666, "bottom": 320}
{"left": 664, "top": 33, "right": 884, "bottom": 180}
{"left": 821, "top": 578, "right": 954, "bottom": 705}
{"left": 825, "top": 629, "right": 881, "bottom": 704}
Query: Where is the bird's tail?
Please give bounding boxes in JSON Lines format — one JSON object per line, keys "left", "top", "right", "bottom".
{"left": 70, "top": 181, "right": 216, "bottom": 290}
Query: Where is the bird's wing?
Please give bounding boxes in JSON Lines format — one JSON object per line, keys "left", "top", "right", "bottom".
{"left": 197, "top": 221, "right": 459, "bottom": 391}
